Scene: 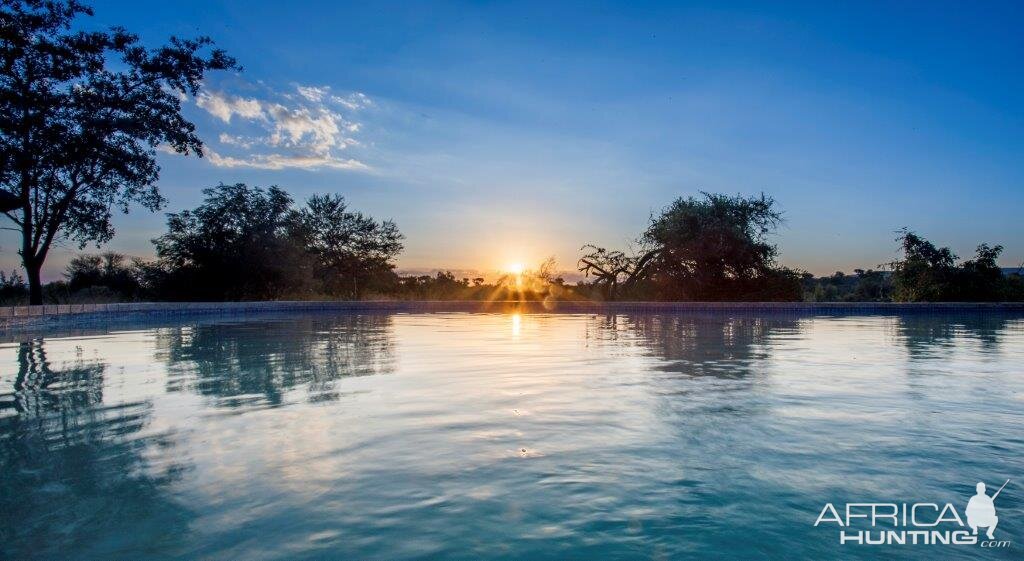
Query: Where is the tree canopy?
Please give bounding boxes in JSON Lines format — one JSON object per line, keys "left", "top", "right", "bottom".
{"left": 151, "top": 184, "right": 304, "bottom": 300}
{"left": 289, "top": 194, "right": 404, "bottom": 299}
{"left": 148, "top": 183, "right": 404, "bottom": 301}
{"left": 891, "top": 230, "right": 1022, "bottom": 302}
{"left": 579, "top": 192, "right": 801, "bottom": 301}
{"left": 0, "top": 0, "right": 236, "bottom": 303}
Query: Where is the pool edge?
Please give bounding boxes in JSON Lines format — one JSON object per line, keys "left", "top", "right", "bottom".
{"left": 3, "top": 300, "right": 1024, "bottom": 332}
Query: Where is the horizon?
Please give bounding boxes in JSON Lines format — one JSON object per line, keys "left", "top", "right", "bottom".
{"left": 2, "top": 0, "right": 1022, "bottom": 281}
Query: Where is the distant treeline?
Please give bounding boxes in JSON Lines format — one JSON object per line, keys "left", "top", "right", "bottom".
{"left": 575, "top": 193, "right": 1023, "bottom": 303}
{"left": 801, "top": 232, "right": 1024, "bottom": 302}
{"left": 1, "top": 186, "right": 1021, "bottom": 305}
{"left": 0, "top": 183, "right": 583, "bottom": 304}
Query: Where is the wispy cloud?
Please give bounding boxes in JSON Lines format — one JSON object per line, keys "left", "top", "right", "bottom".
{"left": 207, "top": 151, "right": 369, "bottom": 171}
{"left": 218, "top": 132, "right": 255, "bottom": 149}
{"left": 296, "top": 85, "right": 329, "bottom": 103}
{"left": 332, "top": 92, "right": 373, "bottom": 110}
{"left": 194, "top": 84, "right": 373, "bottom": 171}
{"left": 196, "top": 92, "right": 264, "bottom": 123}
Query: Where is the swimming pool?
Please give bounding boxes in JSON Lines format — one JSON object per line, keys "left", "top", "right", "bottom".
{"left": 1, "top": 311, "right": 1021, "bottom": 559}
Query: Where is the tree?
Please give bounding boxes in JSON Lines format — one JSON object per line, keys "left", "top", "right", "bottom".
{"left": 0, "top": 0, "right": 236, "bottom": 303}
{"left": 287, "top": 194, "right": 403, "bottom": 298}
{"left": 0, "top": 267, "right": 25, "bottom": 302}
{"left": 148, "top": 185, "right": 405, "bottom": 301}
{"left": 851, "top": 269, "right": 891, "bottom": 301}
{"left": 580, "top": 192, "right": 801, "bottom": 301}
{"left": 642, "top": 192, "right": 789, "bottom": 299}
{"left": 890, "top": 229, "right": 958, "bottom": 302}
{"left": 577, "top": 245, "right": 648, "bottom": 299}
{"left": 890, "top": 230, "right": 1021, "bottom": 302}
{"left": 65, "top": 251, "right": 141, "bottom": 298}
{"left": 956, "top": 243, "right": 1005, "bottom": 301}
{"left": 150, "top": 184, "right": 309, "bottom": 301}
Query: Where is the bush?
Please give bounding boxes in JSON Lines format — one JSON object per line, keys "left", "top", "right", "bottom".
{"left": 891, "top": 230, "right": 1022, "bottom": 302}
{"left": 66, "top": 253, "right": 144, "bottom": 300}
{"left": 0, "top": 270, "right": 28, "bottom": 304}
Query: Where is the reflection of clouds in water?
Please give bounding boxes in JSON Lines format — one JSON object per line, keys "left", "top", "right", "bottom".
{"left": 0, "top": 312, "right": 1022, "bottom": 560}
{"left": 0, "top": 315, "right": 402, "bottom": 559}
{"left": 600, "top": 312, "right": 1024, "bottom": 504}
{"left": 0, "top": 338, "right": 192, "bottom": 560}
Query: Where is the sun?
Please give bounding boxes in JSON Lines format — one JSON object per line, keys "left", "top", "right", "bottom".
{"left": 507, "top": 262, "right": 524, "bottom": 275}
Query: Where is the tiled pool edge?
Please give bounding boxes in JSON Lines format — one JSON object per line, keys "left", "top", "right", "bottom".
{"left": 2, "top": 300, "right": 1024, "bottom": 331}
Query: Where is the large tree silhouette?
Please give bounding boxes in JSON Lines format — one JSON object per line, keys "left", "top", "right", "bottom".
{"left": 580, "top": 192, "right": 801, "bottom": 301}
{"left": 289, "top": 193, "right": 404, "bottom": 298}
{"left": 0, "top": 0, "right": 236, "bottom": 303}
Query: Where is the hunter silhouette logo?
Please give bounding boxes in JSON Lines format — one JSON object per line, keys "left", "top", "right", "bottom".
{"left": 966, "top": 480, "right": 1008, "bottom": 540}
{"left": 814, "top": 479, "right": 1012, "bottom": 547}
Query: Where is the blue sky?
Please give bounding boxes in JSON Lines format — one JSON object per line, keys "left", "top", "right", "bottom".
{"left": 5, "top": 1, "right": 1023, "bottom": 279}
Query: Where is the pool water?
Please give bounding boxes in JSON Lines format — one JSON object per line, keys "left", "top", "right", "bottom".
{"left": 1, "top": 312, "right": 1022, "bottom": 560}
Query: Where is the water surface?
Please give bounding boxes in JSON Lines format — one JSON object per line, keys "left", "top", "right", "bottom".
{"left": 1, "top": 312, "right": 1022, "bottom": 559}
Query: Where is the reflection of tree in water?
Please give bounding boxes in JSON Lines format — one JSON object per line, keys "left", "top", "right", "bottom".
{"left": 156, "top": 313, "right": 396, "bottom": 407}
{"left": 0, "top": 339, "right": 191, "bottom": 560}
{"left": 595, "top": 313, "right": 801, "bottom": 378}
{"left": 895, "top": 313, "right": 1020, "bottom": 359}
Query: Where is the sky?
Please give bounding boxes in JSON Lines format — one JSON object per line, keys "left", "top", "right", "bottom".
{"left": 3, "top": 0, "right": 1023, "bottom": 280}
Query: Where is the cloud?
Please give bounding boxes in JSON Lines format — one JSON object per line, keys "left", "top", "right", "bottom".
{"left": 196, "top": 92, "right": 264, "bottom": 123}
{"left": 266, "top": 104, "right": 347, "bottom": 154}
{"left": 207, "top": 150, "right": 369, "bottom": 171}
{"left": 331, "top": 92, "right": 373, "bottom": 110}
{"left": 297, "top": 85, "right": 372, "bottom": 110}
{"left": 193, "top": 83, "right": 373, "bottom": 171}
{"left": 296, "top": 85, "right": 329, "bottom": 102}
{"left": 218, "top": 133, "right": 255, "bottom": 149}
